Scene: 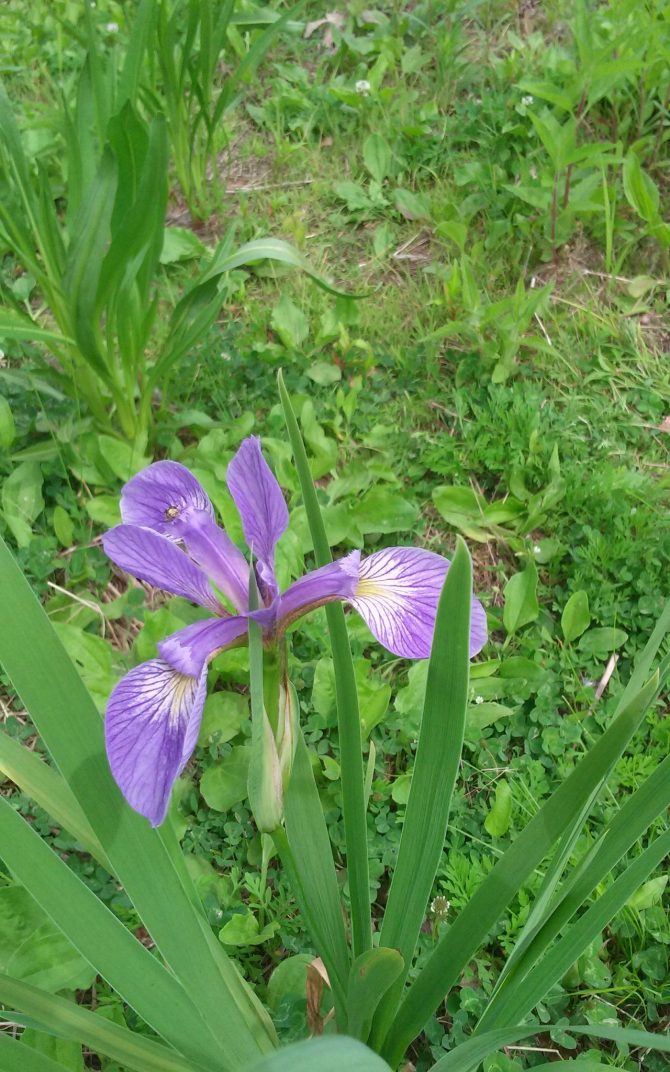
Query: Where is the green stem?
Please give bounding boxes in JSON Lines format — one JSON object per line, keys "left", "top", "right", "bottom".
{"left": 278, "top": 371, "right": 371, "bottom": 959}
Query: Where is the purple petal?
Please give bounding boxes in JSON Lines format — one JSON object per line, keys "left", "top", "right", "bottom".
{"left": 105, "top": 660, "right": 207, "bottom": 826}
{"left": 103, "top": 525, "right": 222, "bottom": 613}
{"left": 120, "top": 460, "right": 249, "bottom": 611}
{"left": 159, "top": 615, "right": 248, "bottom": 676}
{"left": 226, "top": 438, "right": 288, "bottom": 600}
{"left": 177, "top": 511, "right": 249, "bottom": 613}
{"left": 276, "top": 556, "right": 360, "bottom": 631}
{"left": 121, "top": 460, "right": 213, "bottom": 537}
{"left": 349, "top": 547, "right": 487, "bottom": 659}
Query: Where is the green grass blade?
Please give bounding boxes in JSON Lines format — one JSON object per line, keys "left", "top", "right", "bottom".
{"left": 0, "top": 1032, "right": 70, "bottom": 1072}
{"left": 0, "top": 974, "right": 202, "bottom": 1072}
{"left": 478, "top": 753, "right": 670, "bottom": 1030}
{"left": 381, "top": 670, "right": 659, "bottom": 1065}
{"left": 278, "top": 370, "right": 371, "bottom": 959}
{"left": 247, "top": 1036, "right": 392, "bottom": 1072}
{"left": 0, "top": 732, "right": 112, "bottom": 872}
{"left": 371, "top": 538, "right": 472, "bottom": 1046}
{"left": 0, "top": 536, "right": 275, "bottom": 1066}
{"left": 118, "top": 0, "right": 156, "bottom": 108}
{"left": 277, "top": 732, "right": 351, "bottom": 1019}
{"left": 0, "top": 797, "right": 224, "bottom": 1069}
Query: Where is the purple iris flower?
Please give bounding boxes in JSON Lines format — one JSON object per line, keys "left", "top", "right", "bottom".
{"left": 102, "top": 437, "right": 487, "bottom": 826}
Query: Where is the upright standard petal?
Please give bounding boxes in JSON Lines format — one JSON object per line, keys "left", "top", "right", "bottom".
{"left": 159, "top": 614, "right": 248, "bottom": 677}
{"left": 105, "top": 660, "right": 207, "bottom": 826}
{"left": 349, "top": 547, "right": 487, "bottom": 659}
{"left": 103, "top": 525, "right": 222, "bottom": 613}
{"left": 226, "top": 437, "right": 288, "bottom": 599}
{"left": 120, "top": 460, "right": 214, "bottom": 537}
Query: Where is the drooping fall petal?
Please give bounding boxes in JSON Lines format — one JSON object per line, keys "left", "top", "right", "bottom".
{"left": 105, "top": 660, "right": 207, "bottom": 827}
{"left": 349, "top": 547, "right": 487, "bottom": 659}
{"left": 159, "top": 614, "right": 248, "bottom": 677}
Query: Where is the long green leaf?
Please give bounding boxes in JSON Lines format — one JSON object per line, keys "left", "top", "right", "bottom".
{"left": 347, "top": 950, "right": 404, "bottom": 1044}
{"left": 0, "top": 797, "right": 219, "bottom": 1070}
{"left": 278, "top": 370, "right": 371, "bottom": 959}
{"left": 0, "top": 974, "right": 200, "bottom": 1072}
{"left": 483, "top": 828, "right": 670, "bottom": 1029}
{"left": 0, "top": 536, "right": 275, "bottom": 1067}
{"left": 248, "top": 1036, "right": 392, "bottom": 1072}
{"left": 0, "top": 311, "right": 72, "bottom": 349}
{"left": 0, "top": 1032, "right": 70, "bottom": 1072}
{"left": 371, "top": 538, "right": 472, "bottom": 1047}
{"left": 431, "top": 1024, "right": 670, "bottom": 1072}
{"left": 278, "top": 732, "right": 350, "bottom": 1017}
{"left": 479, "top": 754, "right": 670, "bottom": 1029}
{"left": 0, "top": 732, "right": 112, "bottom": 872}
{"left": 381, "top": 670, "right": 659, "bottom": 1065}
{"left": 201, "top": 237, "right": 360, "bottom": 298}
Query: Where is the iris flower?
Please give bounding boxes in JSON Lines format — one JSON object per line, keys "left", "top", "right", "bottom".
{"left": 103, "top": 437, "right": 487, "bottom": 825}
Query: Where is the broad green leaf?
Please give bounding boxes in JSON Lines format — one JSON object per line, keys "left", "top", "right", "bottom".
{"left": 626, "top": 875, "right": 667, "bottom": 911}
{"left": 198, "top": 691, "right": 249, "bottom": 745}
{"left": 271, "top": 295, "right": 309, "bottom": 350}
{"left": 347, "top": 949, "right": 404, "bottom": 1044}
{"left": 354, "top": 488, "right": 418, "bottom": 535}
{"left": 561, "top": 591, "right": 590, "bottom": 643}
{"left": 0, "top": 396, "right": 15, "bottom": 449}
{"left": 0, "top": 973, "right": 201, "bottom": 1072}
{"left": 219, "top": 911, "right": 279, "bottom": 947}
{"left": 578, "top": 627, "right": 628, "bottom": 654}
{"left": 393, "top": 188, "right": 431, "bottom": 221}
{"left": 467, "top": 702, "right": 514, "bottom": 734}
{"left": 96, "top": 436, "right": 149, "bottom": 482}
{"left": 306, "top": 361, "right": 342, "bottom": 386}
{"left": 622, "top": 151, "right": 660, "bottom": 225}
{"left": 2, "top": 462, "right": 44, "bottom": 547}
{"left": 51, "top": 623, "right": 117, "bottom": 712}
{"left": 363, "top": 133, "right": 392, "bottom": 185}
{"left": 266, "top": 955, "right": 313, "bottom": 1012}
{"left": 484, "top": 780, "right": 513, "bottom": 838}
{"left": 279, "top": 370, "right": 371, "bottom": 961}
{"left": 160, "top": 226, "right": 207, "bottom": 265}
{"left": 0, "top": 886, "right": 95, "bottom": 993}
{"left": 200, "top": 745, "right": 251, "bottom": 811}
{"left": 52, "top": 506, "right": 74, "bottom": 548}
{"left": 432, "top": 486, "right": 488, "bottom": 541}
{"left": 503, "top": 562, "right": 539, "bottom": 635}
{"left": 372, "top": 540, "right": 472, "bottom": 1047}
{"left": 381, "top": 670, "right": 659, "bottom": 1065}
{"left": 249, "top": 1036, "right": 392, "bottom": 1072}
{"left": 84, "top": 495, "right": 121, "bottom": 527}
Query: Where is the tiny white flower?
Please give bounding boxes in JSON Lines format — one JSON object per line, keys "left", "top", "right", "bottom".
{"left": 631, "top": 506, "right": 637, "bottom": 515}
{"left": 475, "top": 695, "right": 484, "bottom": 705}
{"left": 105, "top": 21, "right": 119, "bottom": 33}
{"left": 522, "top": 95, "right": 534, "bottom": 106}
{"left": 533, "top": 544, "right": 542, "bottom": 554}
{"left": 355, "top": 79, "right": 371, "bottom": 96}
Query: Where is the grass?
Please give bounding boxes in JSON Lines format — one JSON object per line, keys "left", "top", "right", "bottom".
{"left": 0, "top": 0, "right": 669, "bottom": 1068}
